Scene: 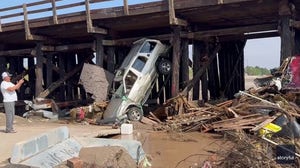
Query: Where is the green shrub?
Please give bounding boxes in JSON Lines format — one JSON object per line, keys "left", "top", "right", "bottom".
{"left": 245, "top": 66, "right": 270, "bottom": 76}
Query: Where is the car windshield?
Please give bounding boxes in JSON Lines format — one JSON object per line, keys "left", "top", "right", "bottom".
{"left": 140, "top": 41, "right": 157, "bottom": 53}
{"left": 120, "top": 41, "right": 144, "bottom": 69}
{"left": 132, "top": 56, "right": 147, "bottom": 72}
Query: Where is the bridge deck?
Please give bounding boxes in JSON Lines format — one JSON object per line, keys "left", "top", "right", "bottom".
{"left": 0, "top": 0, "right": 288, "bottom": 51}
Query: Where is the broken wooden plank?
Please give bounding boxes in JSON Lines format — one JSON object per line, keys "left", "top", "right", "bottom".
{"left": 149, "top": 112, "right": 162, "bottom": 123}
{"left": 251, "top": 113, "right": 281, "bottom": 132}
{"left": 141, "top": 117, "right": 158, "bottom": 125}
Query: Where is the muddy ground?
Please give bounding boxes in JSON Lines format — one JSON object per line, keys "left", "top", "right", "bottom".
{"left": 0, "top": 76, "right": 258, "bottom": 168}
{"left": 0, "top": 113, "right": 230, "bottom": 168}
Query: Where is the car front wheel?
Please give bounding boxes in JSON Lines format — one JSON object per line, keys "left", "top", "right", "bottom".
{"left": 157, "top": 59, "right": 172, "bottom": 75}
{"left": 127, "top": 107, "right": 143, "bottom": 121}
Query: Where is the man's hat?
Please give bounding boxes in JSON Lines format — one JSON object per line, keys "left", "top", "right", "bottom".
{"left": 2, "top": 72, "right": 12, "bottom": 79}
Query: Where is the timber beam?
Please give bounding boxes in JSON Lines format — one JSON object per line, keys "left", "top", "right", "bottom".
{"left": 55, "top": 43, "right": 95, "bottom": 52}
{"left": 0, "top": 43, "right": 95, "bottom": 57}
{"left": 0, "top": 23, "right": 279, "bottom": 57}
{"left": 51, "top": 0, "right": 58, "bottom": 24}
{"left": 123, "top": 0, "right": 129, "bottom": 15}
{"left": 0, "top": 17, "right": 2, "bottom": 32}
{"left": 186, "top": 24, "right": 277, "bottom": 39}
{"left": 23, "top": 4, "right": 54, "bottom": 41}
{"left": 85, "top": 0, "right": 108, "bottom": 34}
{"left": 171, "top": 26, "right": 181, "bottom": 97}
{"left": 0, "top": 23, "right": 276, "bottom": 57}
{"left": 0, "top": 49, "right": 32, "bottom": 57}
{"left": 168, "top": 0, "right": 187, "bottom": 26}
{"left": 290, "top": 20, "right": 300, "bottom": 29}
{"left": 101, "top": 24, "right": 278, "bottom": 45}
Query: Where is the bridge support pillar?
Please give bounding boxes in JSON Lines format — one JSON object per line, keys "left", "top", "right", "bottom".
{"left": 278, "top": 0, "right": 298, "bottom": 62}
{"left": 107, "top": 47, "right": 115, "bottom": 74}
{"left": 28, "top": 58, "right": 35, "bottom": 99}
{"left": 171, "top": 26, "right": 181, "bottom": 98}
{"left": 192, "top": 40, "right": 206, "bottom": 101}
{"left": 208, "top": 42, "right": 221, "bottom": 100}
{"left": 180, "top": 38, "right": 189, "bottom": 92}
{"left": 219, "top": 40, "right": 246, "bottom": 99}
{"left": 95, "top": 35, "right": 104, "bottom": 67}
{"left": 35, "top": 43, "right": 44, "bottom": 97}
{"left": 280, "top": 15, "right": 295, "bottom": 62}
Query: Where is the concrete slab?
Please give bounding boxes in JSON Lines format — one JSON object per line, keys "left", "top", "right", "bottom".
{"left": 20, "top": 138, "right": 81, "bottom": 168}
{"left": 11, "top": 126, "right": 69, "bottom": 164}
{"left": 74, "top": 137, "right": 146, "bottom": 163}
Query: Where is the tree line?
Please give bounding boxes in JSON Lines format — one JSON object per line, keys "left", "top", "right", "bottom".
{"left": 245, "top": 66, "right": 270, "bottom": 76}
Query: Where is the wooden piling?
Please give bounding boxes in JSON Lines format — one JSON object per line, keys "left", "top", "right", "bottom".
{"left": 192, "top": 41, "right": 206, "bottom": 100}
{"left": 180, "top": 38, "right": 189, "bottom": 90}
{"left": 208, "top": 42, "right": 220, "bottom": 100}
{"left": 35, "top": 43, "right": 44, "bottom": 97}
{"left": 171, "top": 26, "right": 181, "bottom": 97}
{"left": 107, "top": 47, "right": 115, "bottom": 73}
{"left": 95, "top": 35, "right": 104, "bottom": 67}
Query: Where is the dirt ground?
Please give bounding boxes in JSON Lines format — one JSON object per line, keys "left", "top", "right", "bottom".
{"left": 0, "top": 76, "right": 258, "bottom": 168}
{"left": 244, "top": 75, "right": 258, "bottom": 90}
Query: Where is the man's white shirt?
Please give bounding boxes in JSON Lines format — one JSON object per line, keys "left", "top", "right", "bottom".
{"left": 1, "top": 81, "right": 17, "bottom": 102}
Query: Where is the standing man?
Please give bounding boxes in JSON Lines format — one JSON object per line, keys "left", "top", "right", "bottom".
{"left": 1, "top": 72, "right": 24, "bottom": 133}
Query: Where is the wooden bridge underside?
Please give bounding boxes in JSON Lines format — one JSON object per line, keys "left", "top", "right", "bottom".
{"left": 0, "top": 0, "right": 299, "bottom": 106}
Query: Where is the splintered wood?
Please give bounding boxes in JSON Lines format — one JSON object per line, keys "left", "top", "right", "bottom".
{"left": 153, "top": 88, "right": 300, "bottom": 133}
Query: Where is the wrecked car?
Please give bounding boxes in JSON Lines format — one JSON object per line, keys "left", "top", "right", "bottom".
{"left": 101, "top": 38, "right": 171, "bottom": 123}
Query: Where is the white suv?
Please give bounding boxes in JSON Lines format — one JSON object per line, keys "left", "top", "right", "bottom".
{"left": 101, "top": 38, "right": 171, "bottom": 123}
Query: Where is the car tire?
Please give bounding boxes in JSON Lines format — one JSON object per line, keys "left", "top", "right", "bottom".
{"left": 157, "top": 59, "right": 172, "bottom": 75}
{"left": 127, "top": 107, "right": 143, "bottom": 121}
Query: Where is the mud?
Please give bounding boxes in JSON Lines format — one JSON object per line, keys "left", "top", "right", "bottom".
{"left": 115, "top": 121, "right": 230, "bottom": 168}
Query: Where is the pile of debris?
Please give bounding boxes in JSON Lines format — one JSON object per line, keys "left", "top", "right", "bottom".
{"left": 147, "top": 58, "right": 300, "bottom": 167}
{"left": 153, "top": 56, "right": 300, "bottom": 135}
{"left": 69, "top": 100, "right": 108, "bottom": 123}
{"left": 148, "top": 85, "right": 300, "bottom": 167}
{"left": 153, "top": 86, "right": 299, "bottom": 133}
{"left": 215, "top": 130, "right": 300, "bottom": 168}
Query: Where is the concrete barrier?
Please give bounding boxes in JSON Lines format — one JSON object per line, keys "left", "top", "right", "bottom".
{"left": 10, "top": 126, "right": 146, "bottom": 168}
{"left": 10, "top": 126, "right": 69, "bottom": 164}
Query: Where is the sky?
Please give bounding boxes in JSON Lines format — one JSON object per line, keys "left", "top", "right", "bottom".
{"left": 245, "top": 37, "right": 280, "bottom": 69}
{"left": 1, "top": 0, "right": 281, "bottom": 69}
